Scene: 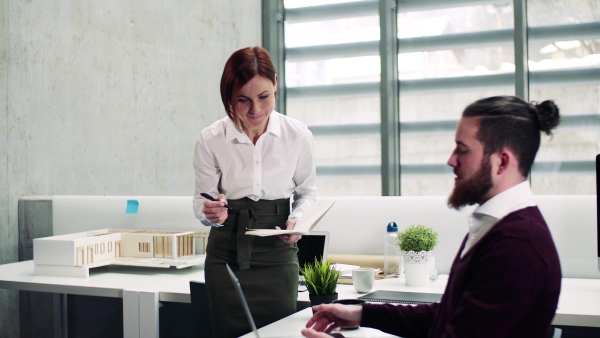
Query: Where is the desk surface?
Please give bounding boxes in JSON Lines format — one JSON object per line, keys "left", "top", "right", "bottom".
{"left": 2, "top": 261, "right": 600, "bottom": 330}
{"left": 239, "top": 307, "right": 397, "bottom": 338}
{"left": 0, "top": 260, "right": 204, "bottom": 298}
{"left": 239, "top": 277, "right": 600, "bottom": 336}
{"left": 151, "top": 268, "right": 600, "bottom": 329}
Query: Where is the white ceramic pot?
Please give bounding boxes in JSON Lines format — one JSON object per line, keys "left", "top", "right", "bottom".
{"left": 403, "top": 250, "right": 432, "bottom": 287}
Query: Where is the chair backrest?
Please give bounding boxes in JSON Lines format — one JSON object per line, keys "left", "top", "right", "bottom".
{"left": 189, "top": 281, "right": 214, "bottom": 338}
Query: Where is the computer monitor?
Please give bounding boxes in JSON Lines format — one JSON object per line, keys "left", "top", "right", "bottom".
{"left": 297, "top": 231, "right": 329, "bottom": 278}
{"left": 596, "top": 154, "right": 599, "bottom": 272}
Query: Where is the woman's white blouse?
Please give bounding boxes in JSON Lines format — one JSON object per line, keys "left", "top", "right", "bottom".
{"left": 193, "top": 111, "right": 317, "bottom": 226}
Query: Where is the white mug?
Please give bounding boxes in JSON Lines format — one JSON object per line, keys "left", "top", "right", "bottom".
{"left": 352, "top": 268, "right": 376, "bottom": 293}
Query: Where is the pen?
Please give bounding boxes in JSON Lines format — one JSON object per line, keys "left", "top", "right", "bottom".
{"left": 200, "top": 193, "right": 231, "bottom": 209}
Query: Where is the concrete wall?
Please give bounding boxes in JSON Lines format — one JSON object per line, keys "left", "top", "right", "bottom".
{"left": 1, "top": 1, "right": 261, "bottom": 336}
{"left": 0, "top": 0, "right": 12, "bottom": 335}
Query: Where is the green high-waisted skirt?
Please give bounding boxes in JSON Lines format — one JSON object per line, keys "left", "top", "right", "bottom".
{"left": 204, "top": 197, "right": 298, "bottom": 338}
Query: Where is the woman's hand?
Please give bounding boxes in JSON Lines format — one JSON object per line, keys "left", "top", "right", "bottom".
{"left": 303, "top": 304, "right": 362, "bottom": 334}
{"left": 203, "top": 194, "right": 229, "bottom": 224}
{"left": 277, "top": 219, "right": 302, "bottom": 244}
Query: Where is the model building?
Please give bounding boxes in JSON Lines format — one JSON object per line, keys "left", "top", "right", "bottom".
{"left": 33, "top": 228, "right": 208, "bottom": 277}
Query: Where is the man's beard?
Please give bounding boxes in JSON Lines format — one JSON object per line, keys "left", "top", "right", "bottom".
{"left": 448, "top": 156, "right": 493, "bottom": 210}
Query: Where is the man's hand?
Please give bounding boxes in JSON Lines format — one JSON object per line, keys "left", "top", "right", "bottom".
{"left": 203, "top": 194, "right": 228, "bottom": 224}
{"left": 303, "top": 304, "right": 362, "bottom": 334}
{"left": 301, "top": 328, "right": 341, "bottom": 338}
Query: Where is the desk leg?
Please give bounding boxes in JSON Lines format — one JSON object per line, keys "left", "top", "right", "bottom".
{"left": 54, "top": 294, "right": 67, "bottom": 338}
{"left": 123, "top": 290, "right": 140, "bottom": 338}
{"left": 139, "top": 291, "right": 160, "bottom": 338}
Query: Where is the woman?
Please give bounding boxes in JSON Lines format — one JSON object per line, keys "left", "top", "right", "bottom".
{"left": 193, "top": 46, "right": 317, "bottom": 338}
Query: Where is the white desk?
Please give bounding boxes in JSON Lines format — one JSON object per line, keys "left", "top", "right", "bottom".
{"left": 237, "top": 276, "right": 600, "bottom": 337}
{"left": 2, "top": 261, "right": 600, "bottom": 338}
{"left": 298, "top": 276, "right": 448, "bottom": 304}
{"left": 154, "top": 272, "right": 600, "bottom": 336}
{"left": 237, "top": 277, "right": 448, "bottom": 338}
{"left": 553, "top": 278, "right": 600, "bottom": 327}
{"left": 0, "top": 260, "right": 205, "bottom": 338}
{"left": 239, "top": 307, "right": 397, "bottom": 338}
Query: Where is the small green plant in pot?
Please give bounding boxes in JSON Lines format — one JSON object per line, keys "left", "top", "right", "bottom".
{"left": 397, "top": 224, "right": 438, "bottom": 252}
{"left": 396, "top": 224, "right": 438, "bottom": 286}
{"left": 300, "top": 257, "right": 341, "bottom": 310}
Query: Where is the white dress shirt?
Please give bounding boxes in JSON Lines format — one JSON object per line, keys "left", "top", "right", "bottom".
{"left": 193, "top": 111, "right": 317, "bottom": 226}
{"left": 461, "top": 181, "right": 536, "bottom": 257}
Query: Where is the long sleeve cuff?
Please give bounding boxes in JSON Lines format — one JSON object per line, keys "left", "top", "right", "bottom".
{"left": 200, "top": 218, "right": 223, "bottom": 227}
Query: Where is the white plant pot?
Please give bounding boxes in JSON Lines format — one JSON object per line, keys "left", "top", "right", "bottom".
{"left": 403, "top": 251, "right": 432, "bottom": 287}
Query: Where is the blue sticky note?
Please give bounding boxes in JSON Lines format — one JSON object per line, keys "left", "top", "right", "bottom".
{"left": 126, "top": 200, "right": 139, "bottom": 214}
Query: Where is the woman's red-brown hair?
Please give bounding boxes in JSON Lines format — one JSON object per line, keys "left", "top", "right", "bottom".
{"left": 220, "top": 46, "right": 277, "bottom": 131}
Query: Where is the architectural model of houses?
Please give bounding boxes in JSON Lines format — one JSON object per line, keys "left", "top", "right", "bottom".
{"left": 33, "top": 228, "right": 208, "bottom": 278}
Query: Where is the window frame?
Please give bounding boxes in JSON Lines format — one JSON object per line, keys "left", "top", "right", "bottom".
{"left": 263, "top": 0, "right": 600, "bottom": 196}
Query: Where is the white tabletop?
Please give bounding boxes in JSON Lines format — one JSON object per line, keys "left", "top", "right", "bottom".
{"left": 554, "top": 278, "right": 600, "bottom": 327}
{"left": 298, "top": 276, "right": 448, "bottom": 303}
{"left": 151, "top": 270, "right": 205, "bottom": 303}
{"left": 0, "top": 260, "right": 207, "bottom": 338}
{"left": 240, "top": 277, "right": 448, "bottom": 338}
{"left": 0, "top": 260, "right": 204, "bottom": 297}
{"left": 241, "top": 276, "right": 600, "bottom": 337}
{"left": 239, "top": 307, "right": 397, "bottom": 338}
{"left": 153, "top": 272, "right": 449, "bottom": 304}
{"left": 2, "top": 260, "right": 600, "bottom": 330}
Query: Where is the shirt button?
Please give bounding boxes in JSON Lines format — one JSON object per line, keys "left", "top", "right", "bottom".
{"left": 256, "top": 161, "right": 259, "bottom": 164}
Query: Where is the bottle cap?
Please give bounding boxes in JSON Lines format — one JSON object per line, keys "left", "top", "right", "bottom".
{"left": 387, "top": 222, "right": 398, "bottom": 233}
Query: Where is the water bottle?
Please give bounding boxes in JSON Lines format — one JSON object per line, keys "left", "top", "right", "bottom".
{"left": 384, "top": 222, "right": 401, "bottom": 276}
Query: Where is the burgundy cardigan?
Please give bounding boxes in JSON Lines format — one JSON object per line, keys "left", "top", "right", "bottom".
{"left": 361, "top": 206, "right": 562, "bottom": 338}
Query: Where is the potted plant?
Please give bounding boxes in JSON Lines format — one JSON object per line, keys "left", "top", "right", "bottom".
{"left": 397, "top": 224, "right": 438, "bottom": 286}
{"left": 300, "top": 257, "right": 341, "bottom": 309}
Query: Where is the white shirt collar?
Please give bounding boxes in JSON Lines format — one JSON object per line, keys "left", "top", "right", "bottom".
{"left": 461, "top": 181, "right": 537, "bottom": 257}
{"left": 225, "top": 110, "right": 281, "bottom": 143}
{"left": 473, "top": 180, "right": 536, "bottom": 220}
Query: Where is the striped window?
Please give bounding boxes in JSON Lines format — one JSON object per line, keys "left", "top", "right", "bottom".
{"left": 263, "top": 0, "right": 599, "bottom": 196}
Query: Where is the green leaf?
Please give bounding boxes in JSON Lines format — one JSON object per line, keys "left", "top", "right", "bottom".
{"left": 299, "top": 257, "right": 341, "bottom": 296}
{"left": 397, "top": 224, "right": 438, "bottom": 252}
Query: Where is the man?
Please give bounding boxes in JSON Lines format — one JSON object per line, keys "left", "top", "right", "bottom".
{"left": 302, "top": 96, "right": 563, "bottom": 338}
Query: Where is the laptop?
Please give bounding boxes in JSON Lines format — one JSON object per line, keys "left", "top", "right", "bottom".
{"left": 225, "top": 263, "right": 345, "bottom": 338}
{"left": 358, "top": 290, "right": 442, "bottom": 305}
{"left": 297, "top": 231, "right": 330, "bottom": 282}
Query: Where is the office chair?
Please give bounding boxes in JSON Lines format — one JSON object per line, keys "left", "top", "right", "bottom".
{"left": 189, "top": 281, "right": 214, "bottom": 338}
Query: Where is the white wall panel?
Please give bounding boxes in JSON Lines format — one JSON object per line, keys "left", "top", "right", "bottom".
{"left": 1, "top": 1, "right": 261, "bottom": 335}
